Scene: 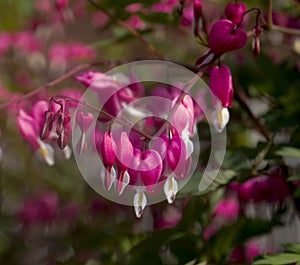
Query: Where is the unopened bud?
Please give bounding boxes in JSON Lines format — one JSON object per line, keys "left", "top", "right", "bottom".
{"left": 252, "top": 26, "right": 261, "bottom": 57}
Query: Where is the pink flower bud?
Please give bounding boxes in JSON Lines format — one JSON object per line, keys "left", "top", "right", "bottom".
{"left": 224, "top": 2, "right": 248, "bottom": 26}
{"left": 209, "top": 19, "right": 247, "bottom": 55}
{"left": 210, "top": 65, "right": 234, "bottom": 108}
{"left": 252, "top": 26, "right": 261, "bottom": 57}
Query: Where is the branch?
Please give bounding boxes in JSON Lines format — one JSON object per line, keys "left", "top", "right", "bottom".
{"left": 0, "top": 61, "right": 111, "bottom": 110}
{"left": 234, "top": 89, "right": 270, "bottom": 141}
{"left": 87, "top": 0, "right": 164, "bottom": 59}
{"left": 52, "top": 95, "right": 152, "bottom": 140}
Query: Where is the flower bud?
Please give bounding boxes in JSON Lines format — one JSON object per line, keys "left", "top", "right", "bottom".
{"left": 224, "top": 2, "right": 247, "bottom": 26}
{"left": 252, "top": 26, "right": 261, "bottom": 57}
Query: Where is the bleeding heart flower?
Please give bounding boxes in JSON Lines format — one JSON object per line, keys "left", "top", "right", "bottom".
{"left": 115, "top": 132, "right": 133, "bottom": 195}
{"left": 224, "top": 2, "right": 248, "bottom": 26}
{"left": 210, "top": 65, "right": 233, "bottom": 108}
{"left": 209, "top": 19, "right": 248, "bottom": 55}
{"left": 100, "top": 132, "right": 116, "bottom": 191}
{"left": 76, "top": 111, "right": 94, "bottom": 132}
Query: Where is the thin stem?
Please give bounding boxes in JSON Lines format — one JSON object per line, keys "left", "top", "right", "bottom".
{"left": 87, "top": 0, "right": 164, "bottom": 59}
{"left": 0, "top": 61, "right": 111, "bottom": 110}
{"left": 271, "top": 25, "right": 300, "bottom": 36}
{"left": 154, "top": 69, "right": 205, "bottom": 137}
{"left": 52, "top": 96, "right": 153, "bottom": 140}
{"left": 234, "top": 89, "right": 270, "bottom": 141}
{"left": 267, "top": 0, "right": 273, "bottom": 30}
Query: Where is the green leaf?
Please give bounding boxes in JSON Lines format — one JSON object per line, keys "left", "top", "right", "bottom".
{"left": 287, "top": 173, "right": 300, "bottom": 182}
{"left": 283, "top": 243, "right": 300, "bottom": 254}
{"left": 253, "top": 253, "right": 300, "bottom": 265}
{"left": 276, "top": 147, "right": 300, "bottom": 159}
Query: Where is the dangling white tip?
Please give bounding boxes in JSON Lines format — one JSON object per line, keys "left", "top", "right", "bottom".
{"left": 133, "top": 191, "right": 147, "bottom": 218}
{"left": 37, "top": 140, "right": 55, "bottom": 166}
{"left": 116, "top": 170, "right": 130, "bottom": 195}
{"left": 63, "top": 145, "right": 72, "bottom": 160}
{"left": 211, "top": 106, "right": 229, "bottom": 133}
{"left": 164, "top": 176, "right": 178, "bottom": 204}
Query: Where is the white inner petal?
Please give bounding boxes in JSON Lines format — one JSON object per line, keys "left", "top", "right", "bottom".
{"left": 164, "top": 176, "right": 178, "bottom": 204}
{"left": 133, "top": 191, "right": 147, "bottom": 218}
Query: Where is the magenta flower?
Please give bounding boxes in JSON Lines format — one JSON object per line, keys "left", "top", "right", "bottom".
{"left": 213, "top": 197, "right": 240, "bottom": 222}
{"left": 17, "top": 103, "right": 55, "bottom": 166}
{"left": 209, "top": 65, "right": 233, "bottom": 132}
{"left": 100, "top": 132, "right": 116, "bottom": 191}
{"left": 76, "top": 111, "right": 94, "bottom": 154}
{"left": 152, "top": 134, "right": 191, "bottom": 204}
{"left": 129, "top": 148, "right": 163, "bottom": 217}
{"left": 0, "top": 33, "right": 12, "bottom": 55}
{"left": 18, "top": 192, "right": 58, "bottom": 226}
{"left": 210, "top": 65, "right": 233, "bottom": 108}
{"left": 115, "top": 132, "right": 134, "bottom": 195}
{"left": 196, "top": 19, "right": 247, "bottom": 67}
{"left": 154, "top": 205, "right": 182, "bottom": 230}
{"left": 224, "top": 2, "right": 248, "bottom": 26}
{"left": 209, "top": 19, "right": 247, "bottom": 55}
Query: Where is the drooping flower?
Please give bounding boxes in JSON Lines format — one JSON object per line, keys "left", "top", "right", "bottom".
{"left": 209, "top": 65, "right": 233, "bottom": 132}
{"left": 224, "top": 2, "right": 248, "bottom": 26}
{"left": 76, "top": 111, "right": 94, "bottom": 154}
{"left": 213, "top": 197, "right": 240, "bottom": 222}
{"left": 196, "top": 19, "right": 247, "bottom": 67}
{"left": 100, "top": 132, "right": 116, "bottom": 191}
{"left": 17, "top": 105, "right": 55, "bottom": 166}
{"left": 18, "top": 192, "right": 58, "bottom": 226}
{"left": 152, "top": 134, "right": 191, "bottom": 204}
{"left": 115, "top": 132, "right": 134, "bottom": 195}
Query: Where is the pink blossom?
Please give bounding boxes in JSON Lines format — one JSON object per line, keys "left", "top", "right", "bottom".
{"left": 100, "top": 132, "right": 117, "bottom": 191}
{"left": 13, "top": 31, "right": 41, "bottom": 53}
{"left": 224, "top": 2, "right": 248, "bottom": 26}
{"left": 209, "top": 19, "right": 247, "bottom": 55}
{"left": 115, "top": 132, "right": 134, "bottom": 195}
{"left": 19, "top": 192, "right": 58, "bottom": 226}
{"left": 91, "top": 11, "right": 109, "bottom": 28}
{"left": 125, "top": 3, "right": 143, "bottom": 13}
{"left": 213, "top": 197, "right": 240, "bottom": 222}
{"left": 0, "top": 33, "right": 12, "bottom": 55}
{"left": 210, "top": 65, "right": 233, "bottom": 108}
{"left": 126, "top": 15, "right": 146, "bottom": 30}
{"left": 154, "top": 205, "right": 182, "bottom": 230}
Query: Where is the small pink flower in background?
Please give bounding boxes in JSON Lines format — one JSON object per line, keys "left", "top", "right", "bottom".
{"left": 125, "top": 3, "right": 143, "bottom": 13}
{"left": 56, "top": 0, "right": 68, "bottom": 11}
{"left": 19, "top": 192, "right": 58, "bottom": 226}
{"left": 151, "top": 0, "right": 178, "bottom": 14}
{"left": 154, "top": 205, "right": 182, "bottom": 230}
{"left": 13, "top": 31, "right": 41, "bottom": 53}
{"left": 126, "top": 15, "right": 146, "bottom": 30}
{"left": 180, "top": 4, "right": 194, "bottom": 27}
{"left": 68, "top": 43, "right": 96, "bottom": 62}
{"left": 224, "top": 2, "right": 248, "bottom": 26}
{"left": 91, "top": 11, "right": 109, "bottom": 28}
{"left": 0, "top": 33, "right": 12, "bottom": 56}
{"left": 213, "top": 197, "right": 240, "bottom": 222}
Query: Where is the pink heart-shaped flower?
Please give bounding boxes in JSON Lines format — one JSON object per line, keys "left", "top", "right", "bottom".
{"left": 76, "top": 111, "right": 94, "bottom": 132}
{"left": 209, "top": 19, "right": 247, "bottom": 55}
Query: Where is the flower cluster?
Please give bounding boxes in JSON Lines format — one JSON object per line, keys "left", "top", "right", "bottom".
{"left": 73, "top": 70, "right": 199, "bottom": 218}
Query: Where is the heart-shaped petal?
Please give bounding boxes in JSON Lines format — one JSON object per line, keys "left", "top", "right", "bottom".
{"left": 209, "top": 19, "right": 247, "bottom": 55}
{"left": 76, "top": 111, "right": 94, "bottom": 132}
